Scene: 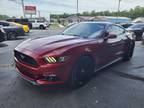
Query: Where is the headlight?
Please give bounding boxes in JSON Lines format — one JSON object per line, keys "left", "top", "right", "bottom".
{"left": 44, "top": 56, "right": 70, "bottom": 63}
{"left": 0, "top": 28, "right": 5, "bottom": 33}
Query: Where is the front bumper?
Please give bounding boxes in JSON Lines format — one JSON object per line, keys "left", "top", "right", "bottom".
{"left": 15, "top": 57, "right": 69, "bottom": 85}
{"left": 16, "top": 67, "right": 64, "bottom": 85}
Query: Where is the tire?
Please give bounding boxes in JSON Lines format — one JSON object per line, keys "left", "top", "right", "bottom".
{"left": 7, "top": 32, "right": 17, "bottom": 40}
{"left": 39, "top": 25, "right": 45, "bottom": 30}
{"left": 68, "top": 56, "right": 95, "bottom": 89}
{"left": 122, "top": 41, "right": 135, "bottom": 61}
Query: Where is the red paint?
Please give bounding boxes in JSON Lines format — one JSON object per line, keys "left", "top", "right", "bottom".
{"left": 14, "top": 22, "right": 134, "bottom": 85}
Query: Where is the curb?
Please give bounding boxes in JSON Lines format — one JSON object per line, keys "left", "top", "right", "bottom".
{"left": 111, "top": 69, "right": 144, "bottom": 82}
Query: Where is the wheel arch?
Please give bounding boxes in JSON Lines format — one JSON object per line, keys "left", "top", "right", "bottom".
{"left": 79, "top": 53, "right": 96, "bottom": 66}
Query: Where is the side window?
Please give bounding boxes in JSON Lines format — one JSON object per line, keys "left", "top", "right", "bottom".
{"left": 107, "top": 25, "right": 125, "bottom": 36}
{"left": 37, "top": 21, "right": 44, "bottom": 23}
{"left": 30, "top": 21, "right": 35, "bottom": 23}
{"left": 3, "top": 23, "right": 10, "bottom": 26}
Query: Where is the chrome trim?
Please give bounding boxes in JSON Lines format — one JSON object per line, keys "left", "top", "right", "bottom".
{"left": 94, "top": 57, "right": 122, "bottom": 72}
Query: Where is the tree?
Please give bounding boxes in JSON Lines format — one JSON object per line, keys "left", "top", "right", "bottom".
{"left": 0, "top": 15, "right": 10, "bottom": 20}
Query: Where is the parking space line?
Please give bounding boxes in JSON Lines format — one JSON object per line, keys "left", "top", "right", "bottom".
{"left": 0, "top": 63, "right": 14, "bottom": 68}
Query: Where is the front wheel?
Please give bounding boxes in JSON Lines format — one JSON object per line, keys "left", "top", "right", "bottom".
{"left": 122, "top": 41, "right": 135, "bottom": 61}
{"left": 39, "top": 25, "right": 45, "bottom": 30}
{"left": 7, "top": 32, "right": 17, "bottom": 40}
{"left": 68, "top": 56, "right": 95, "bottom": 89}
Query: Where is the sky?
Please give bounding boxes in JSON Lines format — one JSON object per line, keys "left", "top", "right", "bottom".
{"left": 0, "top": 0, "right": 144, "bottom": 18}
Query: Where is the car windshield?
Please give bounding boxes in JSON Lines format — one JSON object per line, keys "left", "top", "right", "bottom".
{"left": 62, "top": 23, "right": 105, "bottom": 38}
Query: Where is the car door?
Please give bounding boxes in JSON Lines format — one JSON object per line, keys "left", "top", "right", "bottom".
{"left": 106, "top": 25, "right": 126, "bottom": 61}
{"left": 95, "top": 31, "right": 113, "bottom": 67}
{"left": 31, "top": 20, "right": 37, "bottom": 28}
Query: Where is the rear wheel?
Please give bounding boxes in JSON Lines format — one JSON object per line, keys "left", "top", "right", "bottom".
{"left": 39, "top": 25, "right": 45, "bottom": 30}
{"left": 123, "top": 41, "right": 135, "bottom": 61}
{"left": 68, "top": 56, "right": 95, "bottom": 89}
{"left": 7, "top": 32, "right": 17, "bottom": 40}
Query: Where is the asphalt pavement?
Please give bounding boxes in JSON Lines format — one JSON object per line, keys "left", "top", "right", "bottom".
{"left": 0, "top": 29, "right": 144, "bottom": 108}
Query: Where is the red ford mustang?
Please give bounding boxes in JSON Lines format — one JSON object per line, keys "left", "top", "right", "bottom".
{"left": 14, "top": 22, "right": 135, "bottom": 88}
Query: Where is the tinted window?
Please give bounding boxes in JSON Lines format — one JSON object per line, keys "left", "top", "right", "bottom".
{"left": 37, "top": 21, "right": 44, "bottom": 23}
{"left": 63, "top": 23, "right": 105, "bottom": 38}
{"left": 0, "top": 22, "right": 9, "bottom": 26}
{"left": 22, "top": 19, "right": 28, "bottom": 22}
{"left": 121, "top": 24, "right": 133, "bottom": 28}
{"left": 30, "top": 21, "right": 35, "bottom": 23}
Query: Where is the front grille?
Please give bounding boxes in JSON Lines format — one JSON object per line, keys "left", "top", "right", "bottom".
{"left": 14, "top": 51, "right": 38, "bottom": 67}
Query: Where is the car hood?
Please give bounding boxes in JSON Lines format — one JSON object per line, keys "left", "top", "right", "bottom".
{"left": 17, "top": 35, "right": 91, "bottom": 55}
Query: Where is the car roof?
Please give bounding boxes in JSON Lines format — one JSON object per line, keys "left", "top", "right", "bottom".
{"left": 78, "top": 22, "right": 114, "bottom": 29}
{"left": 0, "top": 20, "right": 9, "bottom": 23}
{"left": 80, "top": 21, "right": 113, "bottom": 25}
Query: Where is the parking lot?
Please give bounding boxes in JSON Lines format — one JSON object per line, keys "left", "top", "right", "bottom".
{"left": 0, "top": 29, "right": 144, "bottom": 108}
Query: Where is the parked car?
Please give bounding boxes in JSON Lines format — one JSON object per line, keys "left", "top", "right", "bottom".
{"left": 7, "top": 18, "right": 32, "bottom": 29}
{"left": 0, "top": 26, "right": 6, "bottom": 42}
{"left": 120, "top": 23, "right": 133, "bottom": 28}
{"left": 14, "top": 22, "right": 135, "bottom": 88}
{"left": 127, "top": 23, "right": 144, "bottom": 41}
{"left": 12, "top": 22, "right": 30, "bottom": 33}
{"left": 0, "top": 21, "right": 25, "bottom": 40}
{"left": 29, "top": 20, "right": 49, "bottom": 29}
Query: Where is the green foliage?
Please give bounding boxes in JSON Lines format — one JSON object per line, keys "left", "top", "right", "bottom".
{"left": 1, "top": 6, "right": 144, "bottom": 20}
{"left": 0, "top": 15, "right": 10, "bottom": 20}
{"left": 51, "top": 6, "right": 144, "bottom": 19}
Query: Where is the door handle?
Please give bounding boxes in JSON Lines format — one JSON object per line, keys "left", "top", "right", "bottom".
{"left": 110, "top": 41, "right": 124, "bottom": 46}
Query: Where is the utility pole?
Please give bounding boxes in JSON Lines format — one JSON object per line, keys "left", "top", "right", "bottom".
{"left": 118, "top": 0, "right": 121, "bottom": 15}
{"left": 77, "top": 0, "right": 79, "bottom": 14}
{"left": 21, "top": 0, "right": 25, "bottom": 18}
{"left": 38, "top": 10, "right": 41, "bottom": 18}
{"left": 117, "top": 0, "right": 121, "bottom": 23}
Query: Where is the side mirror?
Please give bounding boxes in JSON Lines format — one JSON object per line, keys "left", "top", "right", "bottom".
{"left": 108, "top": 34, "right": 117, "bottom": 39}
{"left": 104, "top": 32, "right": 117, "bottom": 40}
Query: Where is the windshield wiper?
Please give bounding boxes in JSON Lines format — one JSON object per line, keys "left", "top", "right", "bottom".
{"left": 62, "top": 33, "right": 80, "bottom": 37}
